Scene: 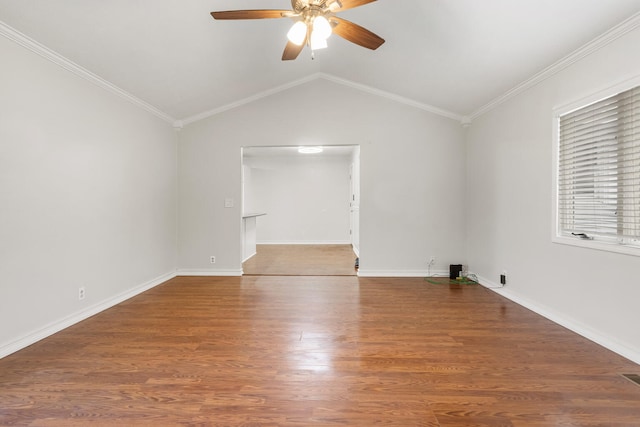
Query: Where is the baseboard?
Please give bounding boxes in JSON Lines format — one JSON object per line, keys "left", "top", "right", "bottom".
{"left": 0, "top": 270, "right": 177, "bottom": 359}
{"left": 358, "top": 269, "right": 448, "bottom": 278}
{"left": 474, "top": 273, "right": 640, "bottom": 365}
{"left": 176, "top": 269, "right": 243, "bottom": 277}
{"left": 474, "top": 274, "right": 505, "bottom": 290}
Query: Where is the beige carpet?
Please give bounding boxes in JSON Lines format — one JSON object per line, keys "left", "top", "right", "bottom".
{"left": 242, "top": 244, "right": 357, "bottom": 276}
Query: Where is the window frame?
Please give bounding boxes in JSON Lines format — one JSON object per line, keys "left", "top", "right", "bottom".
{"left": 552, "top": 75, "right": 640, "bottom": 257}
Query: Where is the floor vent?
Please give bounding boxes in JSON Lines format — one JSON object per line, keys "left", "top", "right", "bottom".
{"left": 622, "top": 374, "right": 640, "bottom": 387}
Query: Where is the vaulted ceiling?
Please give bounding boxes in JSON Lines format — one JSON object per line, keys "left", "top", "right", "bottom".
{"left": 2, "top": 0, "right": 640, "bottom": 124}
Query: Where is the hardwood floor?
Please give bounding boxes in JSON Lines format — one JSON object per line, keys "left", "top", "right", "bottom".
{"left": 1, "top": 276, "right": 640, "bottom": 426}
{"left": 242, "top": 244, "right": 357, "bottom": 276}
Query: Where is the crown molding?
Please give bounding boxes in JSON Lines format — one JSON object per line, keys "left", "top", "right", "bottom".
{"left": 0, "top": 20, "right": 175, "bottom": 125}
{"left": 180, "top": 73, "right": 322, "bottom": 126}
{"left": 0, "top": 17, "right": 463, "bottom": 127}
{"left": 469, "top": 12, "right": 640, "bottom": 121}
{"left": 180, "top": 72, "right": 464, "bottom": 126}
{"left": 317, "top": 73, "right": 464, "bottom": 122}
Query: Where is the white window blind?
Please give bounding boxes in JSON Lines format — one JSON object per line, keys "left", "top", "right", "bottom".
{"left": 558, "top": 85, "right": 640, "bottom": 247}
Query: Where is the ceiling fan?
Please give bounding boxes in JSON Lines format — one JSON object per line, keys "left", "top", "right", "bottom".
{"left": 210, "top": 0, "right": 385, "bottom": 61}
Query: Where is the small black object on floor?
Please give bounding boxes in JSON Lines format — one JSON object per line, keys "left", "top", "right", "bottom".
{"left": 449, "top": 264, "right": 463, "bottom": 279}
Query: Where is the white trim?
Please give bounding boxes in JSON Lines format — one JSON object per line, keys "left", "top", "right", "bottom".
{"left": 5, "top": 9, "right": 639, "bottom": 129}
{"left": 0, "top": 271, "right": 177, "bottom": 359}
{"left": 551, "top": 108, "right": 561, "bottom": 252}
{"left": 554, "top": 73, "right": 640, "bottom": 118}
{"left": 470, "top": 12, "right": 640, "bottom": 121}
{"left": 551, "top": 73, "right": 640, "bottom": 258}
{"left": 474, "top": 274, "right": 505, "bottom": 290}
{"left": 180, "top": 74, "right": 322, "bottom": 126}
{"left": 179, "top": 73, "right": 464, "bottom": 126}
{"left": 176, "top": 269, "right": 243, "bottom": 277}
{"left": 473, "top": 274, "right": 640, "bottom": 365}
{"left": 317, "top": 73, "right": 464, "bottom": 122}
{"left": 552, "top": 236, "right": 640, "bottom": 257}
{"left": 357, "top": 269, "right": 448, "bottom": 278}
{"left": 0, "top": 20, "right": 175, "bottom": 125}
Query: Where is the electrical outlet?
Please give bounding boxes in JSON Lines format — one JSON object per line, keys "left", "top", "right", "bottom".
{"left": 210, "top": 256, "right": 216, "bottom": 264}
{"left": 78, "top": 287, "right": 86, "bottom": 300}
{"left": 500, "top": 271, "right": 507, "bottom": 285}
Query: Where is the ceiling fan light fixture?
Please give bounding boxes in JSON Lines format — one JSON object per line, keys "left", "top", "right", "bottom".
{"left": 210, "top": 0, "right": 385, "bottom": 61}
{"left": 313, "top": 15, "right": 332, "bottom": 40}
{"left": 310, "top": 33, "right": 328, "bottom": 50}
{"left": 287, "top": 21, "right": 307, "bottom": 45}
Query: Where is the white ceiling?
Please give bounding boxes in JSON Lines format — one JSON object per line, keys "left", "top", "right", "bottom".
{"left": 2, "top": 0, "right": 640, "bottom": 123}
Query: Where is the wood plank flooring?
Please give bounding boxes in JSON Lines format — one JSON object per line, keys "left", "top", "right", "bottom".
{"left": 1, "top": 276, "right": 640, "bottom": 426}
{"left": 242, "top": 244, "right": 357, "bottom": 276}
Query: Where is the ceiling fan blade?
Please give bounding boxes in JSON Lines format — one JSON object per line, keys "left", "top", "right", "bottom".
{"left": 331, "top": 17, "right": 385, "bottom": 50}
{"left": 332, "top": 0, "right": 377, "bottom": 12}
{"left": 282, "top": 40, "right": 305, "bottom": 61}
{"left": 211, "top": 10, "right": 290, "bottom": 20}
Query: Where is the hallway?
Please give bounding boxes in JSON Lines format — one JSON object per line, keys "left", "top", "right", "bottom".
{"left": 242, "top": 244, "right": 357, "bottom": 276}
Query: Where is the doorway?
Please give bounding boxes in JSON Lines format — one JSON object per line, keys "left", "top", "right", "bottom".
{"left": 241, "top": 145, "right": 360, "bottom": 275}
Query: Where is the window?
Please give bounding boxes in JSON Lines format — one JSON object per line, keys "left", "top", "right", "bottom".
{"left": 555, "top": 83, "right": 640, "bottom": 254}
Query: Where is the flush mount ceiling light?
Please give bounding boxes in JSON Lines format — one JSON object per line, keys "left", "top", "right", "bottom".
{"left": 298, "top": 146, "right": 324, "bottom": 154}
{"left": 211, "top": 0, "right": 385, "bottom": 61}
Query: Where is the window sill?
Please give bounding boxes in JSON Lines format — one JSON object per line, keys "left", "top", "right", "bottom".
{"left": 552, "top": 235, "right": 640, "bottom": 257}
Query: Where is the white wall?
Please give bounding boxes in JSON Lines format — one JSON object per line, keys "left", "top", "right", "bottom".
{"left": 0, "top": 35, "right": 178, "bottom": 357}
{"left": 466, "top": 26, "right": 640, "bottom": 363}
{"left": 178, "top": 78, "right": 467, "bottom": 276}
{"left": 244, "top": 154, "right": 351, "bottom": 244}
